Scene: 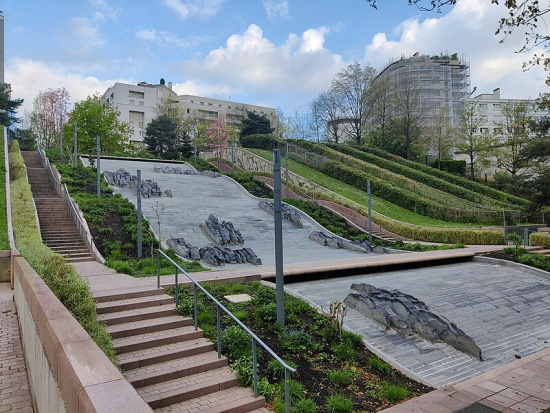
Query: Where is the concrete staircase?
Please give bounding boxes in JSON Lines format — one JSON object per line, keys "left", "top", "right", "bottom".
{"left": 95, "top": 288, "right": 266, "bottom": 412}
{"left": 21, "top": 151, "right": 95, "bottom": 263}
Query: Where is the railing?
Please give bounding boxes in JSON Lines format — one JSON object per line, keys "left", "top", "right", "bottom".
{"left": 36, "top": 147, "right": 105, "bottom": 263}
{"left": 156, "top": 249, "right": 296, "bottom": 413}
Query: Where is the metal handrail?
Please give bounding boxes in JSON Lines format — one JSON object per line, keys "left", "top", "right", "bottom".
{"left": 156, "top": 249, "right": 295, "bottom": 412}
{"left": 35, "top": 146, "right": 105, "bottom": 263}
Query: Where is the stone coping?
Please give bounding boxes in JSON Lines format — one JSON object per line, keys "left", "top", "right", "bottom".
{"left": 14, "top": 256, "right": 153, "bottom": 413}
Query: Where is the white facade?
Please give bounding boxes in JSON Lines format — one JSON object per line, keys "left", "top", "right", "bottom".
{"left": 102, "top": 81, "right": 278, "bottom": 144}
{"left": 466, "top": 88, "right": 544, "bottom": 136}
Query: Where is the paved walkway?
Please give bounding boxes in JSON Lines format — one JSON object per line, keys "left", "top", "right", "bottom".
{"left": 0, "top": 283, "right": 33, "bottom": 413}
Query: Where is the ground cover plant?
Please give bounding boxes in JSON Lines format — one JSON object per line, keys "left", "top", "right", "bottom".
{"left": 8, "top": 141, "right": 118, "bottom": 365}
{"left": 225, "top": 172, "right": 274, "bottom": 198}
{"left": 172, "top": 281, "right": 432, "bottom": 412}
{"left": 0, "top": 128, "right": 9, "bottom": 250}
{"left": 55, "top": 162, "right": 206, "bottom": 274}
{"left": 486, "top": 246, "right": 550, "bottom": 273}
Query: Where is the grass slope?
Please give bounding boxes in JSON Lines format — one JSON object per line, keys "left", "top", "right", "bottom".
{"left": 0, "top": 128, "right": 8, "bottom": 250}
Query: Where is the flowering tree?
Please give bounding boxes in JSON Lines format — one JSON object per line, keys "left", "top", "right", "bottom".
{"left": 207, "top": 117, "right": 231, "bottom": 158}
{"left": 30, "top": 88, "right": 70, "bottom": 148}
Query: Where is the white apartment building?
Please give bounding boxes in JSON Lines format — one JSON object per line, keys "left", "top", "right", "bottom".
{"left": 102, "top": 81, "right": 278, "bottom": 144}
{"left": 466, "top": 88, "right": 544, "bottom": 136}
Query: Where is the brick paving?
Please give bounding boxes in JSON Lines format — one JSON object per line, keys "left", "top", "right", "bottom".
{"left": 0, "top": 283, "right": 33, "bottom": 413}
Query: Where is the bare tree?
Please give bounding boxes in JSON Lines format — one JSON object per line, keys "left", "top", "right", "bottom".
{"left": 456, "top": 101, "right": 490, "bottom": 180}
{"left": 330, "top": 62, "right": 378, "bottom": 144}
{"left": 308, "top": 98, "right": 327, "bottom": 142}
{"left": 427, "top": 107, "right": 455, "bottom": 169}
{"left": 368, "top": 76, "right": 396, "bottom": 149}
{"left": 311, "top": 90, "right": 343, "bottom": 143}
{"left": 30, "top": 88, "right": 70, "bottom": 149}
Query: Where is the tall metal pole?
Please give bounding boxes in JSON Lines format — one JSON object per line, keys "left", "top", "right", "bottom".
{"left": 285, "top": 142, "right": 289, "bottom": 198}
{"left": 367, "top": 180, "right": 372, "bottom": 243}
{"left": 194, "top": 137, "right": 197, "bottom": 165}
{"left": 59, "top": 117, "right": 64, "bottom": 156}
{"left": 231, "top": 139, "right": 235, "bottom": 172}
{"left": 137, "top": 170, "right": 143, "bottom": 258}
{"left": 273, "top": 149, "right": 285, "bottom": 327}
{"left": 73, "top": 120, "right": 78, "bottom": 166}
{"left": 96, "top": 136, "right": 101, "bottom": 199}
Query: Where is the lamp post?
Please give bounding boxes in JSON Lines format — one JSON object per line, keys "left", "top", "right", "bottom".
{"left": 273, "top": 149, "right": 285, "bottom": 327}
{"left": 59, "top": 116, "right": 64, "bottom": 156}
{"left": 96, "top": 136, "right": 101, "bottom": 199}
{"left": 73, "top": 120, "right": 78, "bottom": 166}
{"left": 137, "top": 170, "right": 142, "bottom": 258}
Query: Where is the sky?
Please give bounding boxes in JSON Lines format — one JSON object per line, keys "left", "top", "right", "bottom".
{"left": 3, "top": 0, "right": 549, "bottom": 121}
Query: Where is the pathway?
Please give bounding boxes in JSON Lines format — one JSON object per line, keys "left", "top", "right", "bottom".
{"left": 0, "top": 283, "right": 33, "bottom": 413}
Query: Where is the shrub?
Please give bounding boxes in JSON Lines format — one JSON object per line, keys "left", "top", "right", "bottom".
{"left": 256, "top": 302, "right": 278, "bottom": 323}
{"left": 325, "top": 394, "right": 353, "bottom": 413}
{"left": 230, "top": 356, "right": 255, "bottom": 387}
{"left": 282, "top": 330, "right": 322, "bottom": 355}
{"left": 295, "top": 398, "right": 317, "bottom": 413}
{"left": 369, "top": 357, "right": 390, "bottom": 373}
{"left": 285, "top": 296, "right": 312, "bottom": 316}
{"left": 328, "top": 370, "right": 352, "bottom": 386}
{"left": 380, "top": 383, "right": 409, "bottom": 402}
{"left": 240, "top": 134, "right": 280, "bottom": 150}
{"left": 341, "top": 330, "right": 364, "bottom": 349}
{"left": 197, "top": 310, "right": 215, "bottom": 325}
{"left": 254, "top": 286, "right": 277, "bottom": 305}
{"left": 277, "top": 379, "right": 306, "bottom": 406}
{"left": 106, "top": 260, "right": 133, "bottom": 275}
{"left": 267, "top": 358, "right": 297, "bottom": 380}
{"left": 220, "top": 325, "right": 251, "bottom": 360}
{"left": 257, "top": 377, "right": 277, "bottom": 403}
{"left": 332, "top": 343, "right": 354, "bottom": 362}
{"left": 530, "top": 232, "right": 550, "bottom": 248}
{"left": 519, "top": 253, "right": 550, "bottom": 271}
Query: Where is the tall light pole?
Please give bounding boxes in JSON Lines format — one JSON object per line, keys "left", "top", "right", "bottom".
{"left": 59, "top": 116, "right": 64, "bottom": 156}
{"left": 273, "top": 149, "right": 285, "bottom": 327}
{"left": 73, "top": 120, "right": 78, "bottom": 166}
{"left": 137, "top": 170, "right": 142, "bottom": 258}
{"left": 96, "top": 136, "right": 101, "bottom": 199}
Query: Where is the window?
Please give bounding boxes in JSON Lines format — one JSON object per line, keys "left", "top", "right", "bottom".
{"left": 139, "top": 131, "right": 145, "bottom": 137}
{"left": 129, "top": 110, "right": 145, "bottom": 120}
{"left": 493, "top": 104, "right": 501, "bottom": 110}
{"left": 129, "top": 90, "right": 145, "bottom": 99}
{"left": 129, "top": 121, "right": 134, "bottom": 126}
{"left": 139, "top": 122, "right": 144, "bottom": 128}
{"left": 139, "top": 101, "right": 144, "bottom": 107}
{"left": 129, "top": 100, "right": 134, "bottom": 105}
{"left": 186, "top": 108, "right": 190, "bottom": 114}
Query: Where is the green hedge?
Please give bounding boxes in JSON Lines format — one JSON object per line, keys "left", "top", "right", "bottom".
{"left": 240, "top": 134, "right": 280, "bottom": 150}
{"left": 325, "top": 143, "right": 512, "bottom": 209}
{"left": 431, "top": 159, "right": 467, "bottom": 176}
{"left": 530, "top": 232, "right": 550, "bottom": 248}
{"left": 350, "top": 144, "right": 529, "bottom": 208}
{"left": 8, "top": 141, "right": 118, "bottom": 366}
{"left": 0, "top": 128, "right": 8, "bottom": 250}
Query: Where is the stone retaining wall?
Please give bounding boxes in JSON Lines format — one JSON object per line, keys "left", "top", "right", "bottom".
{"left": 13, "top": 256, "right": 152, "bottom": 413}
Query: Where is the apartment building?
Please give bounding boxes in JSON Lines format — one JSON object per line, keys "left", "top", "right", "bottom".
{"left": 102, "top": 81, "right": 278, "bottom": 144}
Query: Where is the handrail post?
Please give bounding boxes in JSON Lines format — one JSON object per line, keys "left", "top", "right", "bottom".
{"left": 252, "top": 338, "right": 258, "bottom": 397}
{"left": 156, "top": 252, "right": 161, "bottom": 289}
{"left": 175, "top": 266, "right": 179, "bottom": 307}
{"left": 217, "top": 305, "right": 221, "bottom": 359}
{"left": 284, "top": 368, "right": 290, "bottom": 413}
{"left": 193, "top": 284, "right": 198, "bottom": 331}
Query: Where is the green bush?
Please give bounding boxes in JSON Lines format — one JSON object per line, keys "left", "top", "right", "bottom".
{"left": 277, "top": 379, "right": 306, "bottom": 406}
{"left": 325, "top": 394, "right": 353, "bottom": 413}
{"left": 0, "top": 129, "right": 8, "bottom": 250}
{"left": 255, "top": 302, "right": 278, "bottom": 323}
{"left": 519, "top": 253, "right": 550, "bottom": 271}
{"left": 328, "top": 370, "right": 352, "bottom": 386}
{"left": 225, "top": 172, "right": 273, "bottom": 198}
{"left": 220, "top": 325, "right": 252, "bottom": 360}
{"left": 380, "top": 383, "right": 409, "bottom": 402}
{"left": 295, "top": 398, "right": 317, "bottom": 413}
{"left": 230, "top": 356, "right": 255, "bottom": 387}
{"left": 341, "top": 330, "right": 364, "bottom": 349}
{"left": 368, "top": 357, "right": 390, "bottom": 373}
{"left": 257, "top": 377, "right": 277, "bottom": 403}
{"left": 240, "top": 134, "right": 280, "bottom": 150}
{"left": 106, "top": 260, "right": 133, "bottom": 275}
{"left": 431, "top": 159, "right": 467, "bottom": 176}
{"left": 267, "top": 358, "right": 297, "bottom": 380}
{"left": 530, "top": 232, "right": 550, "bottom": 248}
{"left": 332, "top": 343, "right": 354, "bottom": 362}
{"left": 282, "top": 330, "right": 322, "bottom": 355}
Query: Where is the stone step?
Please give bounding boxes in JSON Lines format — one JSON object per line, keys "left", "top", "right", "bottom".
{"left": 96, "top": 294, "right": 173, "bottom": 313}
{"left": 154, "top": 387, "right": 265, "bottom": 413}
{"left": 65, "top": 256, "right": 95, "bottom": 263}
{"left": 94, "top": 287, "right": 167, "bottom": 303}
{"left": 45, "top": 239, "right": 87, "bottom": 246}
{"left": 118, "top": 338, "right": 214, "bottom": 370}
{"left": 58, "top": 252, "right": 95, "bottom": 260}
{"left": 137, "top": 367, "right": 239, "bottom": 409}
{"left": 533, "top": 249, "right": 550, "bottom": 255}
{"left": 105, "top": 315, "right": 192, "bottom": 339}
{"left": 112, "top": 326, "right": 205, "bottom": 354}
{"left": 125, "top": 352, "right": 229, "bottom": 388}
{"left": 97, "top": 303, "right": 177, "bottom": 326}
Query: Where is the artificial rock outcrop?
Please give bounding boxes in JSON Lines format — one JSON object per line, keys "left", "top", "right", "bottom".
{"left": 308, "top": 231, "right": 374, "bottom": 253}
{"left": 259, "top": 201, "right": 303, "bottom": 228}
{"left": 200, "top": 214, "right": 244, "bottom": 246}
{"left": 344, "top": 283, "right": 482, "bottom": 361}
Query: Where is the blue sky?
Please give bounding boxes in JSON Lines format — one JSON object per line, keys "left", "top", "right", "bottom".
{"left": 3, "top": 0, "right": 548, "bottom": 119}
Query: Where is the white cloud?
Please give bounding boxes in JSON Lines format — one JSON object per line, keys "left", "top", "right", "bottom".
{"left": 262, "top": 0, "right": 290, "bottom": 22}
{"left": 90, "top": 0, "right": 122, "bottom": 21}
{"left": 66, "top": 17, "right": 105, "bottom": 47}
{"left": 174, "top": 24, "right": 344, "bottom": 109}
{"left": 6, "top": 58, "right": 129, "bottom": 117}
{"left": 364, "top": 0, "right": 546, "bottom": 99}
{"left": 163, "top": 0, "right": 225, "bottom": 19}
{"left": 135, "top": 28, "right": 203, "bottom": 49}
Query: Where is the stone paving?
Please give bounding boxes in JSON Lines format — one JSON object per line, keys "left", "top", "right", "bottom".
{"left": 0, "top": 283, "right": 33, "bottom": 413}
{"left": 285, "top": 261, "right": 550, "bottom": 389}
{"left": 87, "top": 158, "right": 382, "bottom": 268}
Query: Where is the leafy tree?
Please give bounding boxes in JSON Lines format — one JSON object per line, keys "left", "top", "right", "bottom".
{"left": 0, "top": 83, "right": 23, "bottom": 127}
{"left": 240, "top": 111, "right": 274, "bottom": 137}
{"left": 456, "top": 101, "right": 491, "bottom": 180}
{"left": 367, "top": 76, "right": 396, "bottom": 149}
{"left": 30, "top": 88, "right": 70, "bottom": 148}
{"left": 144, "top": 114, "right": 179, "bottom": 159}
{"left": 366, "top": 0, "right": 550, "bottom": 84}
{"left": 330, "top": 62, "right": 377, "bottom": 144}
{"left": 9, "top": 128, "right": 36, "bottom": 151}
{"left": 208, "top": 117, "right": 231, "bottom": 157}
{"left": 493, "top": 101, "right": 531, "bottom": 176}
{"left": 66, "top": 93, "right": 131, "bottom": 155}
{"left": 427, "top": 107, "right": 455, "bottom": 169}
